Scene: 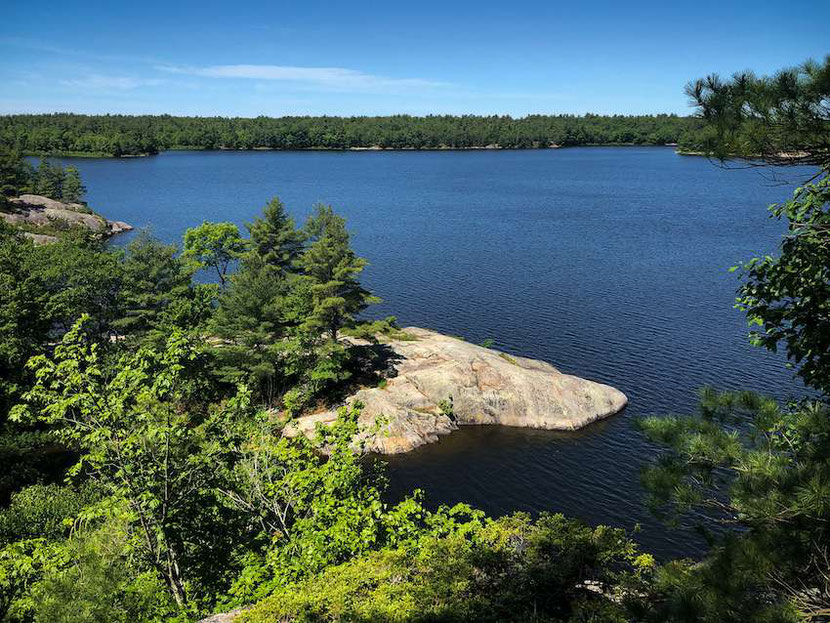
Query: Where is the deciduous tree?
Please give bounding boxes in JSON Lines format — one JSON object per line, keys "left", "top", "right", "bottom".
{"left": 182, "top": 221, "right": 247, "bottom": 286}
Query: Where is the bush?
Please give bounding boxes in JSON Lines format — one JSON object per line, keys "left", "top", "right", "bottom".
{"left": 240, "top": 513, "right": 651, "bottom": 623}
{"left": 0, "top": 483, "right": 97, "bottom": 544}
{"left": 30, "top": 522, "right": 179, "bottom": 623}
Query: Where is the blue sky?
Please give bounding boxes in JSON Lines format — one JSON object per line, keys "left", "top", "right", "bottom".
{"left": 2, "top": 0, "right": 828, "bottom": 117}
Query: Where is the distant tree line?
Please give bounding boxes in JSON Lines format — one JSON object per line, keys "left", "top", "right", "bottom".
{"left": 0, "top": 113, "right": 704, "bottom": 156}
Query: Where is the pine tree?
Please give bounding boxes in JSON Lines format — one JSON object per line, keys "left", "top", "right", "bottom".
{"left": 33, "top": 159, "right": 63, "bottom": 199}
{"left": 211, "top": 255, "right": 289, "bottom": 404}
{"left": 686, "top": 55, "right": 830, "bottom": 168}
{"left": 115, "top": 233, "right": 194, "bottom": 338}
{"left": 299, "top": 205, "right": 378, "bottom": 341}
{"left": 0, "top": 147, "right": 33, "bottom": 205}
{"left": 61, "top": 166, "right": 86, "bottom": 203}
{"left": 246, "top": 197, "right": 305, "bottom": 272}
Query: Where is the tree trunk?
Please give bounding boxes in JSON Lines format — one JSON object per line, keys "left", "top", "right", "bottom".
{"left": 164, "top": 547, "right": 188, "bottom": 608}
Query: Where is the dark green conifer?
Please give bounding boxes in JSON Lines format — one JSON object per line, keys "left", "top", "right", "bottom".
{"left": 246, "top": 197, "right": 305, "bottom": 273}
{"left": 299, "top": 204, "right": 378, "bottom": 341}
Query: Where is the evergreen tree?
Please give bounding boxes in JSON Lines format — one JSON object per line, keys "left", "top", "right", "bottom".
{"left": 115, "top": 233, "right": 195, "bottom": 340}
{"left": 299, "top": 205, "right": 378, "bottom": 341}
{"left": 0, "top": 147, "right": 33, "bottom": 207}
{"left": 246, "top": 197, "right": 305, "bottom": 273}
{"left": 60, "top": 166, "right": 86, "bottom": 203}
{"left": 211, "top": 256, "right": 289, "bottom": 404}
{"left": 686, "top": 55, "right": 830, "bottom": 168}
{"left": 640, "top": 58, "right": 830, "bottom": 622}
{"left": 33, "top": 159, "right": 63, "bottom": 199}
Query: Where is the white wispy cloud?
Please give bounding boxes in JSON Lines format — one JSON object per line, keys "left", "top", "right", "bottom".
{"left": 156, "top": 64, "right": 449, "bottom": 92}
{"left": 60, "top": 74, "right": 165, "bottom": 90}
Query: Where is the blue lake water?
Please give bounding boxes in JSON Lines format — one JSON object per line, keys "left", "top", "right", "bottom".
{"left": 49, "top": 147, "right": 812, "bottom": 560}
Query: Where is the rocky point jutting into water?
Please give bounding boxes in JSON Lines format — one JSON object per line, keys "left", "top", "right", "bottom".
{"left": 0, "top": 194, "right": 132, "bottom": 243}
{"left": 285, "top": 327, "right": 628, "bottom": 454}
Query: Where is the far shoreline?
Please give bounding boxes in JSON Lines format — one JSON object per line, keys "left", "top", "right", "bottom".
{"left": 28, "top": 143, "right": 683, "bottom": 159}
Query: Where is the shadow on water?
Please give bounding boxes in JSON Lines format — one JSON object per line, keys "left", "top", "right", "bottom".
{"left": 381, "top": 418, "right": 710, "bottom": 562}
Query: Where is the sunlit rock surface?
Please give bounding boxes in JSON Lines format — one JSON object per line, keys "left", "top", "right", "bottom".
{"left": 286, "top": 328, "right": 627, "bottom": 454}
{"left": 1, "top": 194, "right": 132, "bottom": 240}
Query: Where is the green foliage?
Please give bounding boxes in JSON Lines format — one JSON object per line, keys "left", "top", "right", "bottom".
{"left": 59, "top": 166, "right": 85, "bottom": 204}
{"left": 246, "top": 197, "right": 305, "bottom": 273}
{"left": 639, "top": 391, "right": 830, "bottom": 620}
{"left": 0, "top": 146, "right": 33, "bottom": 205}
{"left": 221, "top": 404, "right": 391, "bottom": 602}
{"left": 341, "top": 316, "right": 417, "bottom": 342}
{"left": 210, "top": 199, "right": 378, "bottom": 409}
{"left": 210, "top": 256, "right": 290, "bottom": 403}
{"left": 34, "top": 235, "right": 124, "bottom": 336}
{"left": 1, "top": 517, "right": 180, "bottom": 623}
{"left": 115, "top": 232, "right": 197, "bottom": 341}
{"left": 16, "top": 158, "right": 90, "bottom": 204}
{"left": 0, "top": 113, "right": 700, "bottom": 156}
{"left": 240, "top": 512, "right": 650, "bottom": 623}
{"left": 438, "top": 396, "right": 454, "bottom": 420}
{"left": 0, "top": 148, "right": 91, "bottom": 219}
{"left": 0, "top": 483, "right": 102, "bottom": 621}
{"left": 682, "top": 55, "right": 830, "bottom": 168}
{"left": 0, "top": 483, "right": 97, "bottom": 545}
{"left": 28, "top": 520, "right": 179, "bottom": 623}
{"left": 33, "top": 160, "right": 63, "bottom": 199}
{"left": 300, "top": 204, "right": 379, "bottom": 341}
{"left": 735, "top": 175, "right": 830, "bottom": 395}
{"left": 205, "top": 201, "right": 380, "bottom": 412}
{"left": 183, "top": 221, "right": 247, "bottom": 286}
{"left": 499, "top": 351, "right": 518, "bottom": 365}
{"left": 0, "top": 537, "right": 69, "bottom": 622}
{"left": 15, "top": 318, "right": 246, "bottom": 608}
{"left": 0, "top": 226, "right": 50, "bottom": 419}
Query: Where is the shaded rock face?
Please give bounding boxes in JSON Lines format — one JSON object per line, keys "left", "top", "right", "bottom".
{"left": 1, "top": 194, "right": 132, "bottom": 240}
{"left": 286, "top": 328, "right": 628, "bottom": 454}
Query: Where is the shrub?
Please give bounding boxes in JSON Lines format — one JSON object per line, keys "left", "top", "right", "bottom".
{"left": 240, "top": 513, "right": 650, "bottom": 623}
{"left": 0, "top": 483, "right": 98, "bottom": 545}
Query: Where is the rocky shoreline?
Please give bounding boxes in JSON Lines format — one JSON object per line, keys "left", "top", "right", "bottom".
{"left": 285, "top": 328, "right": 628, "bottom": 454}
{"left": 0, "top": 194, "right": 132, "bottom": 243}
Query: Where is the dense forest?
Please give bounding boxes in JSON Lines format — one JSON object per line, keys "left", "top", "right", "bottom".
{"left": 0, "top": 113, "right": 703, "bottom": 156}
{"left": 0, "top": 58, "right": 828, "bottom": 622}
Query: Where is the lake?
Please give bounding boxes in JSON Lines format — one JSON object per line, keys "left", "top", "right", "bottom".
{"left": 48, "top": 147, "right": 812, "bottom": 559}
